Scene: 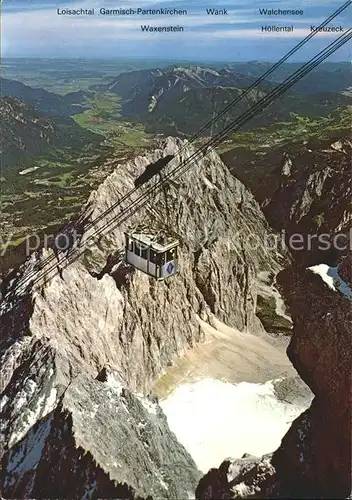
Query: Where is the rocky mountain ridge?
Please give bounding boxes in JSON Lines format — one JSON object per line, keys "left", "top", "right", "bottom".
{"left": 2, "top": 367, "right": 201, "bottom": 499}
{"left": 222, "top": 62, "right": 351, "bottom": 94}
{"left": 91, "top": 66, "right": 351, "bottom": 136}
{"left": 1, "top": 77, "right": 92, "bottom": 117}
{"left": 145, "top": 89, "right": 351, "bottom": 137}
{"left": 91, "top": 66, "right": 265, "bottom": 99}
{"left": 0, "top": 96, "right": 102, "bottom": 168}
{"left": 223, "top": 133, "right": 352, "bottom": 266}
{"left": 0, "top": 137, "right": 289, "bottom": 497}
{"left": 261, "top": 137, "right": 351, "bottom": 228}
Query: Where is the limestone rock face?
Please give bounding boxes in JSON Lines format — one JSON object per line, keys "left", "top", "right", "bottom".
{"left": 1, "top": 137, "right": 285, "bottom": 497}
{"left": 195, "top": 455, "right": 276, "bottom": 499}
{"left": 270, "top": 262, "right": 352, "bottom": 498}
{"left": 195, "top": 252, "right": 352, "bottom": 499}
{"left": 338, "top": 251, "right": 352, "bottom": 285}
{"left": 222, "top": 135, "right": 351, "bottom": 267}
{"left": 261, "top": 137, "right": 352, "bottom": 266}
{"left": 2, "top": 369, "right": 201, "bottom": 499}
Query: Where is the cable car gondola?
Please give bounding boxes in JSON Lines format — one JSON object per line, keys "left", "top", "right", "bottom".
{"left": 124, "top": 231, "right": 179, "bottom": 280}
{"left": 126, "top": 154, "right": 179, "bottom": 280}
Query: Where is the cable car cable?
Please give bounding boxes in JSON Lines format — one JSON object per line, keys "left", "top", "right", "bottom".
{"left": 17, "top": 30, "right": 350, "bottom": 295}
{"left": 10, "top": 29, "right": 351, "bottom": 295}
{"left": 10, "top": 1, "right": 350, "bottom": 289}
{"left": 169, "top": 0, "right": 351, "bottom": 150}
{"left": 204, "top": 30, "right": 352, "bottom": 151}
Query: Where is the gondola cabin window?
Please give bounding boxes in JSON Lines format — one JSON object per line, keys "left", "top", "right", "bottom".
{"left": 128, "top": 239, "right": 134, "bottom": 253}
{"left": 134, "top": 241, "right": 148, "bottom": 260}
{"left": 158, "top": 253, "right": 166, "bottom": 266}
{"left": 166, "top": 247, "right": 177, "bottom": 262}
{"left": 150, "top": 250, "right": 158, "bottom": 264}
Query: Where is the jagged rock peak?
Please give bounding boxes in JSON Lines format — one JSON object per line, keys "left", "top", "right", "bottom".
{"left": 1, "top": 136, "right": 283, "bottom": 391}
{"left": 2, "top": 367, "right": 201, "bottom": 499}
{"left": 1, "top": 137, "right": 287, "bottom": 497}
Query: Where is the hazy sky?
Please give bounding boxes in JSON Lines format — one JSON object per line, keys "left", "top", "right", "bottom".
{"left": 2, "top": 0, "right": 351, "bottom": 61}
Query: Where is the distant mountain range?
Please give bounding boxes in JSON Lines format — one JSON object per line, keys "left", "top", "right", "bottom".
{"left": 219, "top": 61, "right": 352, "bottom": 93}
{"left": 2, "top": 64, "right": 350, "bottom": 165}
{"left": 92, "top": 66, "right": 269, "bottom": 96}
{"left": 0, "top": 77, "right": 93, "bottom": 117}
{"left": 92, "top": 66, "right": 352, "bottom": 136}
{"left": 0, "top": 96, "right": 101, "bottom": 168}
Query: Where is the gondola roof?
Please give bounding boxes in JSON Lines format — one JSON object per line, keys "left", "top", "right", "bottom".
{"left": 126, "top": 232, "right": 179, "bottom": 252}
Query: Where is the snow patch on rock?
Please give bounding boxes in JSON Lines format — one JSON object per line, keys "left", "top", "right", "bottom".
{"left": 104, "top": 370, "right": 124, "bottom": 396}
{"left": 308, "top": 264, "right": 352, "bottom": 299}
{"left": 137, "top": 394, "right": 159, "bottom": 415}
